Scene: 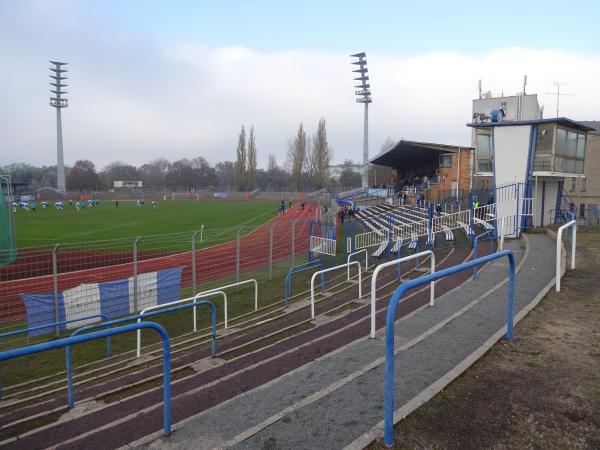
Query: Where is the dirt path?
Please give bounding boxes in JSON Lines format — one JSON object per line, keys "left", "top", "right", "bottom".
{"left": 371, "top": 230, "right": 600, "bottom": 449}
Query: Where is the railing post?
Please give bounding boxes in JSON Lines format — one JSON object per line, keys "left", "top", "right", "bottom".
{"left": 468, "top": 191, "right": 475, "bottom": 241}
{"left": 236, "top": 226, "right": 243, "bottom": 284}
{"left": 571, "top": 224, "right": 577, "bottom": 270}
{"left": 308, "top": 221, "right": 313, "bottom": 262}
{"left": 191, "top": 230, "right": 199, "bottom": 295}
{"left": 133, "top": 237, "right": 141, "bottom": 312}
{"left": 52, "top": 244, "right": 60, "bottom": 337}
{"left": 269, "top": 223, "right": 274, "bottom": 280}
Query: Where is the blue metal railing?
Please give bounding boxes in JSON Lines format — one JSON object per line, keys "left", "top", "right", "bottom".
{"left": 383, "top": 250, "right": 516, "bottom": 447}
{"left": 284, "top": 260, "right": 324, "bottom": 308}
{"left": 396, "top": 239, "right": 420, "bottom": 278}
{"left": 472, "top": 229, "right": 495, "bottom": 279}
{"left": 0, "top": 314, "right": 111, "bottom": 399}
{"left": 0, "top": 314, "right": 109, "bottom": 341}
{"left": 66, "top": 300, "right": 217, "bottom": 409}
{"left": 0, "top": 322, "right": 173, "bottom": 436}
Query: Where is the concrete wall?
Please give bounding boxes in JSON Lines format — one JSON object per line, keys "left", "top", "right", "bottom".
{"left": 493, "top": 125, "right": 531, "bottom": 226}
{"left": 429, "top": 148, "right": 472, "bottom": 200}
{"left": 472, "top": 94, "right": 542, "bottom": 121}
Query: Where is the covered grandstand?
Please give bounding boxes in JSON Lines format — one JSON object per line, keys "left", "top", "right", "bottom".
{"left": 368, "top": 139, "right": 473, "bottom": 203}
{"left": 337, "top": 139, "right": 529, "bottom": 260}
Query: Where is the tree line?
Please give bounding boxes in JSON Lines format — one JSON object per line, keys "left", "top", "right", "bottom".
{"left": 2, "top": 120, "right": 394, "bottom": 193}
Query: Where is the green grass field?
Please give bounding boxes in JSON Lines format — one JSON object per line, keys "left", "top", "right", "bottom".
{"left": 13, "top": 200, "right": 278, "bottom": 248}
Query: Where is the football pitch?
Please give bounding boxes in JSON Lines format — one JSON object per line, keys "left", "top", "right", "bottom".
{"left": 13, "top": 200, "right": 278, "bottom": 248}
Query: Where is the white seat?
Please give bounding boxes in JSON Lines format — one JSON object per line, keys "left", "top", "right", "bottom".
{"left": 441, "top": 225, "right": 454, "bottom": 241}
{"left": 372, "top": 240, "right": 388, "bottom": 257}
{"left": 474, "top": 217, "right": 494, "bottom": 230}
{"left": 457, "top": 221, "right": 475, "bottom": 236}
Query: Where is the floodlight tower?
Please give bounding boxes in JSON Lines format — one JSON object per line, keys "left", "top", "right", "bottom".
{"left": 49, "top": 61, "right": 68, "bottom": 192}
{"left": 351, "top": 52, "right": 372, "bottom": 189}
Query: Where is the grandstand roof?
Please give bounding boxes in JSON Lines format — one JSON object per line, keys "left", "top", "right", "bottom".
{"left": 368, "top": 140, "right": 471, "bottom": 168}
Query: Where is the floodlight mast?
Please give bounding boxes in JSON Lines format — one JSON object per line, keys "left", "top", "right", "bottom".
{"left": 49, "top": 61, "right": 68, "bottom": 193}
{"left": 351, "top": 52, "right": 372, "bottom": 189}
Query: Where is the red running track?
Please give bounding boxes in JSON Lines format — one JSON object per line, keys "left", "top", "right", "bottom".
{"left": 0, "top": 205, "right": 317, "bottom": 324}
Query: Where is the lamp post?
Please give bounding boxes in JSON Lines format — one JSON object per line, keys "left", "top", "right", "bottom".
{"left": 351, "top": 52, "right": 372, "bottom": 189}
{"left": 49, "top": 61, "right": 68, "bottom": 193}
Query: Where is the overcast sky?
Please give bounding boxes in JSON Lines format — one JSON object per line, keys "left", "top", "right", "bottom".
{"left": 1, "top": 0, "right": 599, "bottom": 169}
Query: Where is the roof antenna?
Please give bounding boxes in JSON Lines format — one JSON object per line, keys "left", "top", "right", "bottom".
{"left": 546, "top": 82, "right": 575, "bottom": 117}
{"left": 478, "top": 79, "right": 482, "bottom": 100}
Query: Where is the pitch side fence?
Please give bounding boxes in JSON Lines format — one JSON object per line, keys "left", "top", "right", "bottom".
{"left": 0, "top": 211, "right": 316, "bottom": 341}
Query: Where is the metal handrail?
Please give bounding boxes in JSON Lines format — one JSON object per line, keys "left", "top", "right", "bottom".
{"left": 0, "top": 314, "right": 109, "bottom": 340}
{"left": 0, "top": 313, "right": 110, "bottom": 399}
{"left": 137, "top": 291, "right": 226, "bottom": 358}
{"left": 0, "top": 322, "right": 173, "bottom": 436}
{"left": 370, "top": 250, "right": 435, "bottom": 339}
{"left": 68, "top": 301, "right": 217, "bottom": 408}
{"left": 383, "top": 250, "right": 515, "bottom": 447}
{"left": 472, "top": 229, "right": 495, "bottom": 279}
{"left": 347, "top": 249, "right": 368, "bottom": 278}
{"left": 284, "top": 261, "right": 324, "bottom": 308}
{"left": 310, "top": 261, "right": 362, "bottom": 319}
{"left": 199, "top": 279, "right": 258, "bottom": 311}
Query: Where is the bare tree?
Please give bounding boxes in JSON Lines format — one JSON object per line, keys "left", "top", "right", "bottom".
{"left": 66, "top": 160, "right": 101, "bottom": 192}
{"left": 235, "top": 126, "right": 247, "bottom": 191}
{"left": 287, "top": 123, "right": 307, "bottom": 189}
{"left": 192, "top": 156, "right": 217, "bottom": 189}
{"left": 370, "top": 137, "right": 396, "bottom": 186}
{"left": 304, "top": 136, "right": 316, "bottom": 189}
{"left": 267, "top": 153, "right": 278, "bottom": 172}
{"left": 139, "top": 158, "right": 170, "bottom": 190}
{"left": 99, "top": 161, "right": 139, "bottom": 190}
{"left": 312, "top": 117, "right": 333, "bottom": 189}
{"left": 247, "top": 126, "right": 257, "bottom": 190}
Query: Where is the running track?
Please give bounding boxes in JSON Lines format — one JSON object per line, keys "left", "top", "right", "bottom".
{"left": 0, "top": 205, "right": 317, "bottom": 323}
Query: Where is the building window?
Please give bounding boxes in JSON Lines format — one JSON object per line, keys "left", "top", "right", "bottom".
{"left": 475, "top": 131, "right": 493, "bottom": 173}
{"left": 571, "top": 178, "right": 576, "bottom": 192}
{"left": 580, "top": 203, "right": 586, "bottom": 218}
{"left": 581, "top": 177, "right": 587, "bottom": 192}
{"left": 439, "top": 154, "right": 452, "bottom": 168}
{"left": 554, "top": 127, "right": 585, "bottom": 174}
{"left": 533, "top": 124, "right": 554, "bottom": 171}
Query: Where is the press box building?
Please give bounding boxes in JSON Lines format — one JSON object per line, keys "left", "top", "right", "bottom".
{"left": 467, "top": 116, "right": 594, "bottom": 227}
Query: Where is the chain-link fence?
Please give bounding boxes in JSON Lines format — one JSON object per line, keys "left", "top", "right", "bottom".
{"left": 0, "top": 206, "right": 317, "bottom": 344}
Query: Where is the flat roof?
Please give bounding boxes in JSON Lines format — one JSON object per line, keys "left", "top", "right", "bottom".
{"left": 467, "top": 117, "right": 595, "bottom": 132}
{"left": 368, "top": 139, "right": 472, "bottom": 168}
